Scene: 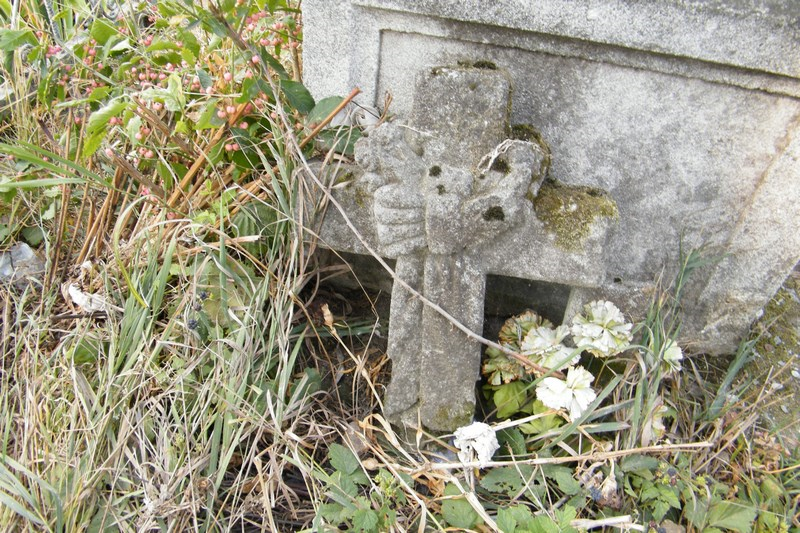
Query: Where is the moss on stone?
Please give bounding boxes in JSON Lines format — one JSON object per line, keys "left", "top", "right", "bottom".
{"left": 483, "top": 206, "right": 505, "bottom": 221}
{"left": 746, "top": 273, "right": 800, "bottom": 438}
{"left": 533, "top": 180, "right": 618, "bottom": 251}
{"left": 490, "top": 157, "right": 510, "bottom": 174}
{"left": 429, "top": 165, "right": 442, "bottom": 177}
{"left": 428, "top": 401, "right": 474, "bottom": 432}
{"left": 457, "top": 59, "right": 498, "bottom": 70}
{"left": 512, "top": 123, "right": 551, "bottom": 179}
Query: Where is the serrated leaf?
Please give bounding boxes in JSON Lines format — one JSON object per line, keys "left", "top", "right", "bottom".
{"left": 542, "top": 466, "right": 580, "bottom": 496}
{"left": 527, "top": 515, "right": 560, "bottom": 533}
{"left": 320, "top": 502, "right": 354, "bottom": 525}
{"left": 327, "top": 471, "right": 358, "bottom": 501}
{"left": 0, "top": 29, "right": 36, "bottom": 51}
{"left": 441, "top": 483, "right": 482, "bottom": 529}
{"left": 328, "top": 443, "right": 360, "bottom": 476}
{"left": 493, "top": 381, "right": 529, "bottom": 419}
{"left": 281, "top": 80, "right": 314, "bottom": 114}
{"left": 497, "top": 505, "right": 536, "bottom": 533}
{"left": 706, "top": 500, "right": 756, "bottom": 532}
{"left": 237, "top": 77, "right": 273, "bottom": 103}
{"left": 480, "top": 465, "right": 534, "bottom": 496}
{"left": 352, "top": 508, "right": 379, "bottom": 532}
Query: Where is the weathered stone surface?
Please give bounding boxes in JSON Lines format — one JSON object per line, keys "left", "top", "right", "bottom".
{"left": 304, "top": 0, "right": 800, "bottom": 353}
{"left": 316, "top": 65, "right": 615, "bottom": 431}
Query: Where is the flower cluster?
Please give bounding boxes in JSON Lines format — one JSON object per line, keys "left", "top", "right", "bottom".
{"left": 570, "top": 300, "right": 633, "bottom": 358}
{"left": 536, "top": 366, "right": 597, "bottom": 421}
{"left": 483, "top": 301, "right": 640, "bottom": 420}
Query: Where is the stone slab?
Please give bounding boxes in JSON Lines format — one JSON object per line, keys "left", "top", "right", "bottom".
{"left": 304, "top": 0, "right": 800, "bottom": 353}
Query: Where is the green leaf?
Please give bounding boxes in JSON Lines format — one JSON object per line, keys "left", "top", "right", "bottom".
{"left": 352, "top": 508, "right": 379, "bottom": 532}
{"left": 238, "top": 78, "right": 274, "bottom": 103}
{"left": 90, "top": 19, "right": 117, "bottom": 45}
{"left": 20, "top": 226, "right": 44, "bottom": 247}
{"left": 542, "top": 465, "right": 580, "bottom": 496}
{"left": 496, "top": 427, "right": 527, "bottom": 457}
{"left": 281, "top": 80, "right": 314, "bottom": 114}
{"left": 620, "top": 454, "right": 661, "bottom": 474}
{"left": 306, "top": 96, "right": 344, "bottom": 125}
{"left": 328, "top": 443, "right": 360, "bottom": 476}
{"left": 0, "top": 29, "right": 36, "bottom": 51}
{"left": 480, "top": 465, "right": 534, "bottom": 496}
{"left": 320, "top": 502, "right": 353, "bottom": 525}
{"left": 527, "top": 515, "right": 560, "bottom": 533}
{"left": 86, "top": 99, "right": 129, "bottom": 137}
{"left": 315, "top": 127, "right": 362, "bottom": 156}
{"left": 441, "top": 483, "right": 482, "bottom": 529}
{"left": 497, "top": 505, "right": 535, "bottom": 533}
{"left": 493, "top": 381, "right": 529, "bottom": 419}
{"left": 195, "top": 99, "right": 225, "bottom": 130}
{"left": 706, "top": 500, "right": 756, "bottom": 532}
{"left": 140, "top": 74, "right": 185, "bottom": 113}
{"left": 82, "top": 130, "right": 106, "bottom": 159}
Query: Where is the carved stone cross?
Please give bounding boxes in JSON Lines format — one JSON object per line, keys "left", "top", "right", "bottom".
{"left": 319, "top": 64, "right": 616, "bottom": 432}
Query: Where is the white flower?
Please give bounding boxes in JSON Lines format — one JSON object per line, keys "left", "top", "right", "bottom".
{"left": 571, "top": 300, "right": 633, "bottom": 357}
{"left": 661, "top": 340, "right": 683, "bottom": 374}
{"left": 535, "top": 366, "right": 597, "bottom": 420}
{"left": 521, "top": 325, "right": 580, "bottom": 370}
{"left": 453, "top": 422, "right": 499, "bottom": 467}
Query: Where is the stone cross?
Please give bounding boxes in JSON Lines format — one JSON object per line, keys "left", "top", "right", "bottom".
{"left": 319, "top": 64, "right": 616, "bottom": 432}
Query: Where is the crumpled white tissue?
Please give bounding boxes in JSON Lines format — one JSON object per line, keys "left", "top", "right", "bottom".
{"left": 453, "top": 422, "right": 499, "bottom": 467}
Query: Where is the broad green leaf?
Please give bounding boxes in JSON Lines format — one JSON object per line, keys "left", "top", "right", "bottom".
{"left": 493, "top": 381, "right": 528, "bottom": 419}
{"left": 527, "top": 515, "right": 560, "bottom": 533}
{"left": 480, "top": 465, "right": 534, "bottom": 496}
{"left": 195, "top": 99, "right": 225, "bottom": 130}
{"left": 497, "top": 505, "right": 535, "bottom": 533}
{"left": 320, "top": 502, "right": 354, "bottom": 525}
{"left": 620, "top": 454, "right": 660, "bottom": 474}
{"left": 86, "top": 99, "right": 129, "bottom": 136}
{"left": 316, "top": 127, "right": 362, "bottom": 156}
{"left": 0, "top": 29, "right": 36, "bottom": 51}
{"left": 496, "top": 427, "right": 526, "bottom": 456}
{"left": 352, "top": 508, "right": 379, "bottom": 532}
{"left": 441, "top": 483, "right": 482, "bottom": 529}
{"left": 706, "top": 500, "right": 756, "bottom": 532}
{"left": 81, "top": 130, "right": 106, "bottom": 158}
{"left": 90, "top": 19, "right": 116, "bottom": 45}
{"left": 328, "top": 443, "right": 360, "bottom": 476}
{"left": 140, "top": 74, "right": 185, "bottom": 112}
{"left": 306, "top": 96, "right": 344, "bottom": 125}
{"left": 281, "top": 80, "right": 314, "bottom": 114}
{"left": 542, "top": 465, "right": 580, "bottom": 496}
{"left": 20, "top": 226, "right": 44, "bottom": 247}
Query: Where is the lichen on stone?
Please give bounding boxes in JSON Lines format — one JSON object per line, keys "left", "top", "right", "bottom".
{"left": 533, "top": 180, "right": 618, "bottom": 251}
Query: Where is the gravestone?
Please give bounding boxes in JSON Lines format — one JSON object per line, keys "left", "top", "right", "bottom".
{"left": 303, "top": 0, "right": 800, "bottom": 355}
{"left": 316, "top": 64, "right": 617, "bottom": 431}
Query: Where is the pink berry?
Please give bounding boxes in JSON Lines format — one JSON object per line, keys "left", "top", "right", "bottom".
{"left": 145, "top": 150, "right": 154, "bottom": 158}
{"left": 251, "top": 55, "right": 260, "bottom": 64}
{"left": 231, "top": 143, "right": 240, "bottom": 151}
{"left": 226, "top": 105, "right": 236, "bottom": 115}
{"left": 105, "top": 148, "right": 114, "bottom": 157}
{"left": 225, "top": 143, "right": 233, "bottom": 151}
{"left": 239, "top": 121, "right": 248, "bottom": 129}
{"left": 135, "top": 132, "right": 143, "bottom": 141}
{"left": 217, "top": 110, "right": 227, "bottom": 119}
{"left": 223, "top": 71, "right": 232, "bottom": 82}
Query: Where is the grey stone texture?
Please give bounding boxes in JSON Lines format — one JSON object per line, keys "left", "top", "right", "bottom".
{"left": 315, "top": 65, "right": 616, "bottom": 431}
{"left": 304, "top": 0, "right": 800, "bottom": 355}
